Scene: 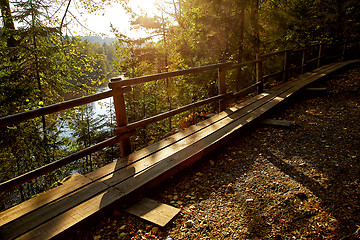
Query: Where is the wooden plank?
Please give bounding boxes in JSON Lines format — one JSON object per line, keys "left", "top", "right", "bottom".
{"left": 11, "top": 88, "right": 276, "bottom": 239}
{"left": 86, "top": 61, "right": 339, "bottom": 186}
{"left": 3, "top": 92, "right": 272, "bottom": 238}
{"left": 260, "top": 119, "right": 294, "bottom": 127}
{"left": 265, "top": 62, "right": 337, "bottom": 94}
{"left": 283, "top": 50, "right": 291, "bottom": 82}
{"left": 112, "top": 85, "right": 303, "bottom": 202}
{"left": 227, "top": 59, "right": 260, "bottom": 70}
{"left": 109, "top": 81, "right": 314, "bottom": 191}
{"left": 261, "top": 49, "right": 290, "bottom": 59}
{"left": 267, "top": 60, "right": 352, "bottom": 94}
{"left": 3, "top": 60, "right": 357, "bottom": 240}
{"left": 17, "top": 187, "right": 124, "bottom": 240}
{"left": 87, "top": 94, "right": 282, "bottom": 186}
{"left": 305, "top": 87, "right": 327, "bottom": 91}
{"left": 84, "top": 93, "right": 271, "bottom": 182}
{"left": 305, "top": 87, "right": 327, "bottom": 92}
{"left": 0, "top": 62, "right": 338, "bottom": 232}
{"left": 0, "top": 173, "right": 91, "bottom": 227}
{"left": 125, "top": 198, "right": 180, "bottom": 227}
{"left": 233, "top": 82, "right": 261, "bottom": 98}
{"left": 0, "top": 180, "right": 110, "bottom": 240}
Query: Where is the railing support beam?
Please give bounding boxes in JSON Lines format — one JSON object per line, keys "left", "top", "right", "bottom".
{"left": 317, "top": 43, "right": 323, "bottom": 68}
{"left": 283, "top": 50, "right": 291, "bottom": 82}
{"left": 111, "top": 79, "right": 132, "bottom": 157}
{"left": 218, "top": 67, "right": 227, "bottom": 112}
{"left": 301, "top": 48, "right": 308, "bottom": 74}
{"left": 256, "top": 54, "right": 264, "bottom": 94}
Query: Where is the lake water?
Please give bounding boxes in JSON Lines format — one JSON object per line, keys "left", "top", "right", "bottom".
{"left": 93, "top": 86, "right": 112, "bottom": 116}
{"left": 59, "top": 86, "right": 113, "bottom": 138}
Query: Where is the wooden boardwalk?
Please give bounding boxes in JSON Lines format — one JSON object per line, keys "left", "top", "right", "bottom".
{"left": 0, "top": 60, "right": 358, "bottom": 240}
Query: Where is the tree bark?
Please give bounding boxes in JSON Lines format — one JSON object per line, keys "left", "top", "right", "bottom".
{"left": 236, "top": 2, "right": 245, "bottom": 91}
{"left": 251, "top": 0, "right": 260, "bottom": 53}
{"left": 0, "top": 0, "right": 18, "bottom": 59}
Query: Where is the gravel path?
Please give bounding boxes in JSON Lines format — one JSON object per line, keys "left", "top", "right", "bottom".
{"left": 72, "top": 67, "right": 360, "bottom": 240}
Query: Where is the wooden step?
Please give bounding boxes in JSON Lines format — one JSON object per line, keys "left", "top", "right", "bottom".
{"left": 260, "top": 119, "right": 294, "bottom": 127}
{"left": 124, "top": 198, "right": 181, "bottom": 227}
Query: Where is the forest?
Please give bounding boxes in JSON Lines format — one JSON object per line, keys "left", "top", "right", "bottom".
{"left": 0, "top": 0, "right": 359, "bottom": 210}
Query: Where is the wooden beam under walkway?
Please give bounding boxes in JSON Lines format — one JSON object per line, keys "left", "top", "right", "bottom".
{"left": 0, "top": 60, "right": 359, "bottom": 240}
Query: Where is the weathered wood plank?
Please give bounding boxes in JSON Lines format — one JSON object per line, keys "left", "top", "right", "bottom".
{"left": 89, "top": 94, "right": 285, "bottom": 187}
{"left": 125, "top": 198, "right": 180, "bottom": 227}
{"left": 0, "top": 92, "right": 273, "bottom": 239}
{"left": 266, "top": 61, "right": 352, "bottom": 94}
{"left": 0, "top": 173, "right": 91, "bottom": 227}
{"left": 305, "top": 87, "right": 327, "bottom": 92}
{"left": 109, "top": 73, "right": 331, "bottom": 195}
{"left": 10, "top": 79, "right": 296, "bottom": 238}
{"left": 1, "top": 60, "right": 357, "bottom": 240}
{"left": 17, "top": 187, "right": 124, "bottom": 240}
{"left": 112, "top": 84, "right": 303, "bottom": 204}
{"left": 86, "top": 60, "right": 344, "bottom": 187}
{"left": 260, "top": 119, "right": 294, "bottom": 127}
{"left": 0, "top": 180, "right": 110, "bottom": 240}
{"left": 84, "top": 93, "right": 271, "bottom": 182}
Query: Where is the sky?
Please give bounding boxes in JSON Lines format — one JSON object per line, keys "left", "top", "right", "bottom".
{"left": 69, "top": 0, "right": 160, "bottom": 38}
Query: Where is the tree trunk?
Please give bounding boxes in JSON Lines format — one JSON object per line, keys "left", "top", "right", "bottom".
{"left": 236, "top": 2, "right": 245, "bottom": 91}
{"left": 336, "top": 0, "right": 344, "bottom": 42}
{"left": 251, "top": 0, "right": 260, "bottom": 53}
{"left": 0, "top": 0, "right": 18, "bottom": 61}
{"left": 0, "top": 0, "right": 16, "bottom": 47}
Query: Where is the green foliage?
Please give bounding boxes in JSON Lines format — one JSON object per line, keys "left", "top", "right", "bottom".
{"left": 1, "top": 0, "right": 359, "bottom": 210}
{"left": 261, "top": 0, "right": 360, "bottom": 47}
{"left": 0, "top": 0, "right": 118, "bottom": 209}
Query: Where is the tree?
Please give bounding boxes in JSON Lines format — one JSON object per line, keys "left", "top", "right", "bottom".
{"left": 0, "top": 0, "right": 116, "bottom": 209}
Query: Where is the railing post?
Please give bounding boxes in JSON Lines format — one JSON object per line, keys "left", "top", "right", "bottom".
{"left": 218, "top": 66, "right": 227, "bottom": 112}
{"left": 301, "top": 48, "right": 308, "bottom": 74}
{"left": 317, "top": 43, "right": 323, "bottom": 68}
{"left": 341, "top": 42, "right": 347, "bottom": 60}
{"left": 283, "top": 50, "right": 290, "bottom": 82}
{"left": 110, "top": 78, "right": 132, "bottom": 157}
{"left": 255, "top": 54, "right": 263, "bottom": 94}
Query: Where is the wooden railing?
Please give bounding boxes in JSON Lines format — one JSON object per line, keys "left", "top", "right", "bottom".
{"left": 0, "top": 41, "right": 350, "bottom": 194}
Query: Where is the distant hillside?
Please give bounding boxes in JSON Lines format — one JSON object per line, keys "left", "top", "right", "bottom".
{"left": 81, "top": 36, "right": 115, "bottom": 45}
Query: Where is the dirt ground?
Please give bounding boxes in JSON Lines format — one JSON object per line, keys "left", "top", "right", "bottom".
{"left": 73, "top": 67, "right": 360, "bottom": 240}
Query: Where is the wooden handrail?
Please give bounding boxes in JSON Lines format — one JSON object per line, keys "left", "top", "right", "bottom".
{"left": 291, "top": 47, "right": 309, "bottom": 53}
{"left": 0, "top": 90, "right": 118, "bottom": 128}
{"left": 233, "top": 82, "right": 262, "bottom": 98}
{"left": 261, "top": 49, "right": 291, "bottom": 59}
{"left": 114, "top": 94, "right": 226, "bottom": 135}
{"left": 227, "top": 59, "right": 260, "bottom": 70}
{"left": 0, "top": 132, "right": 133, "bottom": 194}
{"left": 109, "top": 62, "right": 233, "bottom": 88}
{"left": 263, "top": 70, "right": 285, "bottom": 79}
{"left": 0, "top": 41, "right": 350, "bottom": 194}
